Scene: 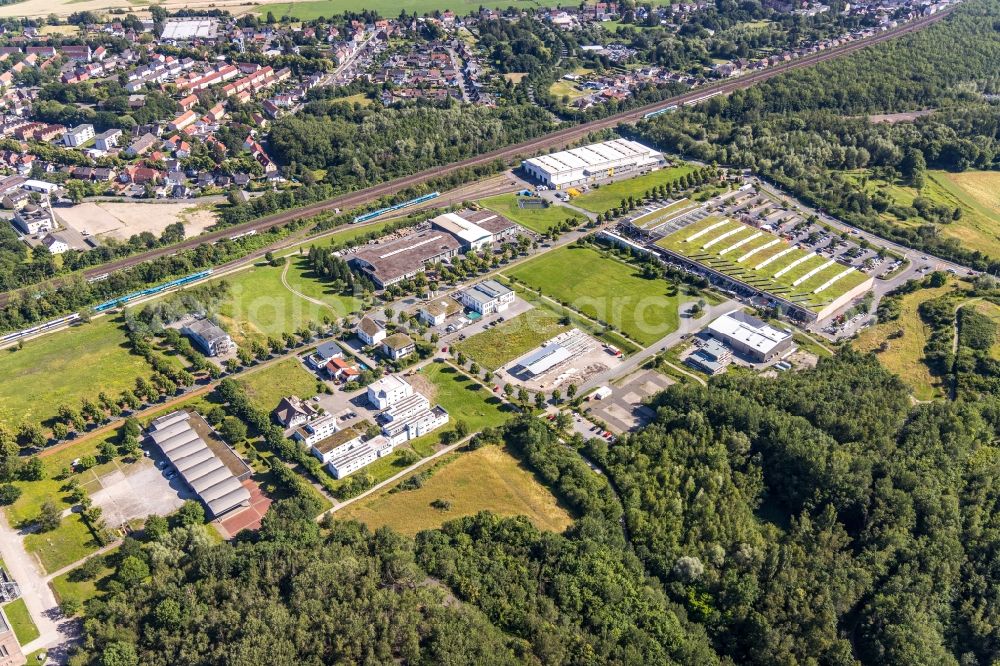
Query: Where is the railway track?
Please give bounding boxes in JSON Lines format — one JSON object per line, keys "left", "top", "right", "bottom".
{"left": 0, "top": 6, "right": 956, "bottom": 306}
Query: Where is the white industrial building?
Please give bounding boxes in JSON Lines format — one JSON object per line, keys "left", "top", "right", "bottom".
{"left": 458, "top": 280, "right": 515, "bottom": 315}
{"left": 514, "top": 343, "right": 573, "bottom": 377}
{"left": 521, "top": 139, "right": 664, "bottom": 189}
{"left": 706, "top": 310, "right": 794, "bottom": 363}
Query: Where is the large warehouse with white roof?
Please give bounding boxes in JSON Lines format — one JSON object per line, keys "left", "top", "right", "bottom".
{"left": 521, "top": 139, "right": 665, "bottom": 189}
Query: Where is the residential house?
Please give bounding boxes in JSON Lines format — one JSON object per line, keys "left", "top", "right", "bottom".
{"left": 94, "top": 128, "right": 122, "bottom": 151}
{"left": 292, "top": 413, "right": 339, "bottom": 448}
{"left": 125, "top": 133, "right": 157, "bottom": 157}
{"left": 63, "top": 123, "right": 95, "bottom": 147}
{"left": 308, "top": 341, "right": 343, "bottom": 369}
{"left": 357, "top": 316, "right": 386, "bottom": 346}
{"left": 381, "top": 333, "right": 415, "bottom": 361}
{"left": 272, "top": 395, "right": 317, "bottom": 428}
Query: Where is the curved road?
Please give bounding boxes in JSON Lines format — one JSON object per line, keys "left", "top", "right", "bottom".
{"left": 2, "top": 7, "right": 957, "bottom": 306}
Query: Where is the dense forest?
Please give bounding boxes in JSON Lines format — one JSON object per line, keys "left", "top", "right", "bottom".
{"left": 73, "top": 348, "right": 1000, "bottom": 665}
{"left": 633, "top": 0, "right": 1000, "bottom": 272}
{"left": 267, "top": 100, "right": 556, "bottom": 191}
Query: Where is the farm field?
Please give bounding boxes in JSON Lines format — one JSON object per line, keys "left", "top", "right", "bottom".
{"left": 454, "top": 308, "right": 570, "bottom": 371}
{"left": 843, "top": 169, "right": 1000, "bottom": 259}
{"left": 1, "top": 598, "right": 39, "bottom": 645}
{"left": 572, "top": 164, "right": 698, "bottom": 213}
{"left": 504, "top": 245, "right": 683, "bottom": 346}
{"left": 655, "top": 216, "right": 871, "bottom": 312}
{"left": 854, "top": 282, "right": 956, "bottom": 401}
{"left": 478, "top": 193, "right": 586, "bottom": 234}
{"left": 337, "top": 445, "right": 572, "bottom": 536}
{"left": 0, "top": 318, "right": 154, "bottom": 429}
{"left": 237, "top": 358, "right": 321, "bottom": 413}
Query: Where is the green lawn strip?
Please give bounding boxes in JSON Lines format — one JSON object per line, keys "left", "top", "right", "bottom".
{"left": 278, "top": 218, "right": 399, "bottom": 258}
{"left": 776, "top": 255, "right": 833, "bottom": 286}
{"left": 0, "top": 317, "right": 155, "bottom": 430}
{"left": 237, "top": 357, "right": 322, "bottom": 413}
{"left": 733, "top": 238, "right": 790, "bottom": 266}
{"left": 504, "top": 245, "right": 680, "bottom": 346}
{"left": 49, "top": 549, "right": 117, "bottom": 612}
{"left": 1, "top": 598, "right": 39, "bottom": 645}
{"left": 454, "top": 309, "right": 570, "bottom": 371}
{"left": 23, "top": 513, "right": 99, "bottom": 575}
{"left": 478, "top": 193, "right": 585, "bottom": 234}
{"left": 793, "top": 264, "right": 857, "bottom": 296}
{"left": 572, "top": 164, "right": 699, "bottom": 213}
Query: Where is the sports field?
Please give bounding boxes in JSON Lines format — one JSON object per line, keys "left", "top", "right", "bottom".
{"left": 455, "top": 308, "right": 570, "bottom": 371}
{"left": 572, "top": 164, "right": 698, "bottom": 214}
{"left": 0, "top": 318, "right": 154, "bottom": 429}
{"left": 337, "top": 445, "right": 572, "bottom": 536}
{"left": 504, "top": 245, "right": 683, "bottom": 346}
{"left": 478, "top": 194, "right": 586, "bottom": 234}
{"left": 853, "top": 282, "right": 955, "bottom": 401}
{"left": 237, "top": 358, "right": 320, "bottom": 412}
{"left": 845, "top": 169, "right": 1000, "bottom": 259}
{"left": 655, "top": 216, "right": 871, "bottom": 312}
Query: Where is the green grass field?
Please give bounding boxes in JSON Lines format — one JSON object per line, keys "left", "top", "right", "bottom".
{"left": 1, "top": 598, "right": 39, "bottom": 645}
{"left": 854, "top": 282, "right": 957, "bottom": 401}
{"left": 844, "top": 169, "right": 1000, "bottom": 260}
{"left": 23, "top": 513, "right": 99, "bottom": 575}
{"left": 455, "top": 309, "right": 570, "bottom": 371}
{"left": 237, "top": 358, "right": 321, "bottom": 413}
{"left": 0, "top": 318, "right": 154, "bottom": 429}
{"left": 216, "top": 260, "right": 360, "bottom": 345}
{"left": 478, "top": 194, "right": 586, "bottom": 234}
{"left": 259, "top": 0, "right": 563, "bottom": 20}
{"left": 572, "top": 164, "right": 698, "bottom": 214}
{"left": 655, "top": 217, "right": 870, "bottom": 312}
{"left": 279, "top": 218, "right": 400, "bottom": 258}
{"left": 337, "top": 445, "right": 572, "bottom": 536}
{"left": 504, "top": 245, "right": 683, "bottom": 346}
{"left": 49, "top": 551, "right": 116, "bottom": 613}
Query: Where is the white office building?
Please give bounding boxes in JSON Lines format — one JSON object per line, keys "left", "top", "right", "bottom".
{"left": 706, "top": 310, "right": 794, "bottom": 363}
{"left": 382, "top": 405, "right": 450, "bottom": 446}
{"left": 327, "top": 436, "right": 395, "bottom": 479}
{"left": 521, "top": 139, "right": 664, "bottom": 189}
{"left": 292, "top": 414, "right": 339, "bottom": 448}
{"left": 458, "top": 279, "right": 515, "bottom": 315}
{"left": 367, "top": 375, "right": 414, "bottom": 410}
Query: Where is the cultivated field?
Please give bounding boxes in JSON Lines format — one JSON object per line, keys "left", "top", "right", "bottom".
{"left": 572, "top": 164, "right": 698, "bottom": 214}
{"left": 504, "top": 245, "right": 683, "bottom": 346}
{"left": 656, "top": 216, "right": 870, "bottom": 312}
{"left": 455, "top": 308, "right": 570, "bottom": 371}
{"left": 337, "top": 445, "right": 572, "bottom": 536}
{"left": 0, "top": 318, "right": 153, "bottom": 429}
{"left": 844, "top": 169, "right": 1000, "bottom": 260}
{"left": 478, "top": 193, "right": 585, "bottom": 234}
{"left": 853, "top": 282, "right": 955, "bottom": 401}
{"left": 57, "top": 201, "right": 217, "bottom": 242}
{"left": 237, "top": 358, "right": 320, "bottom": 412}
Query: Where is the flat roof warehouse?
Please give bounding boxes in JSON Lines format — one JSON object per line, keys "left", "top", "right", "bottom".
{"left": 522, "top": 139, "right": 664, "bottom": 189}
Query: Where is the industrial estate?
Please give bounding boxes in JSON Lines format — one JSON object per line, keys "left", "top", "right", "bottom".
{"left": 0, "top": 0, "right": 994, "bottom": 663}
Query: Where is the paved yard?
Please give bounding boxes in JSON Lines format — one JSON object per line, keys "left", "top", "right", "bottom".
{"left": 81, "top": 457, "right": 189, "bottom": 529}
{"left": 216, "top": 480, "right": 272, "bottom": 539}
{"left": 587, "top": 369, "right": 674, "bottom": 433}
